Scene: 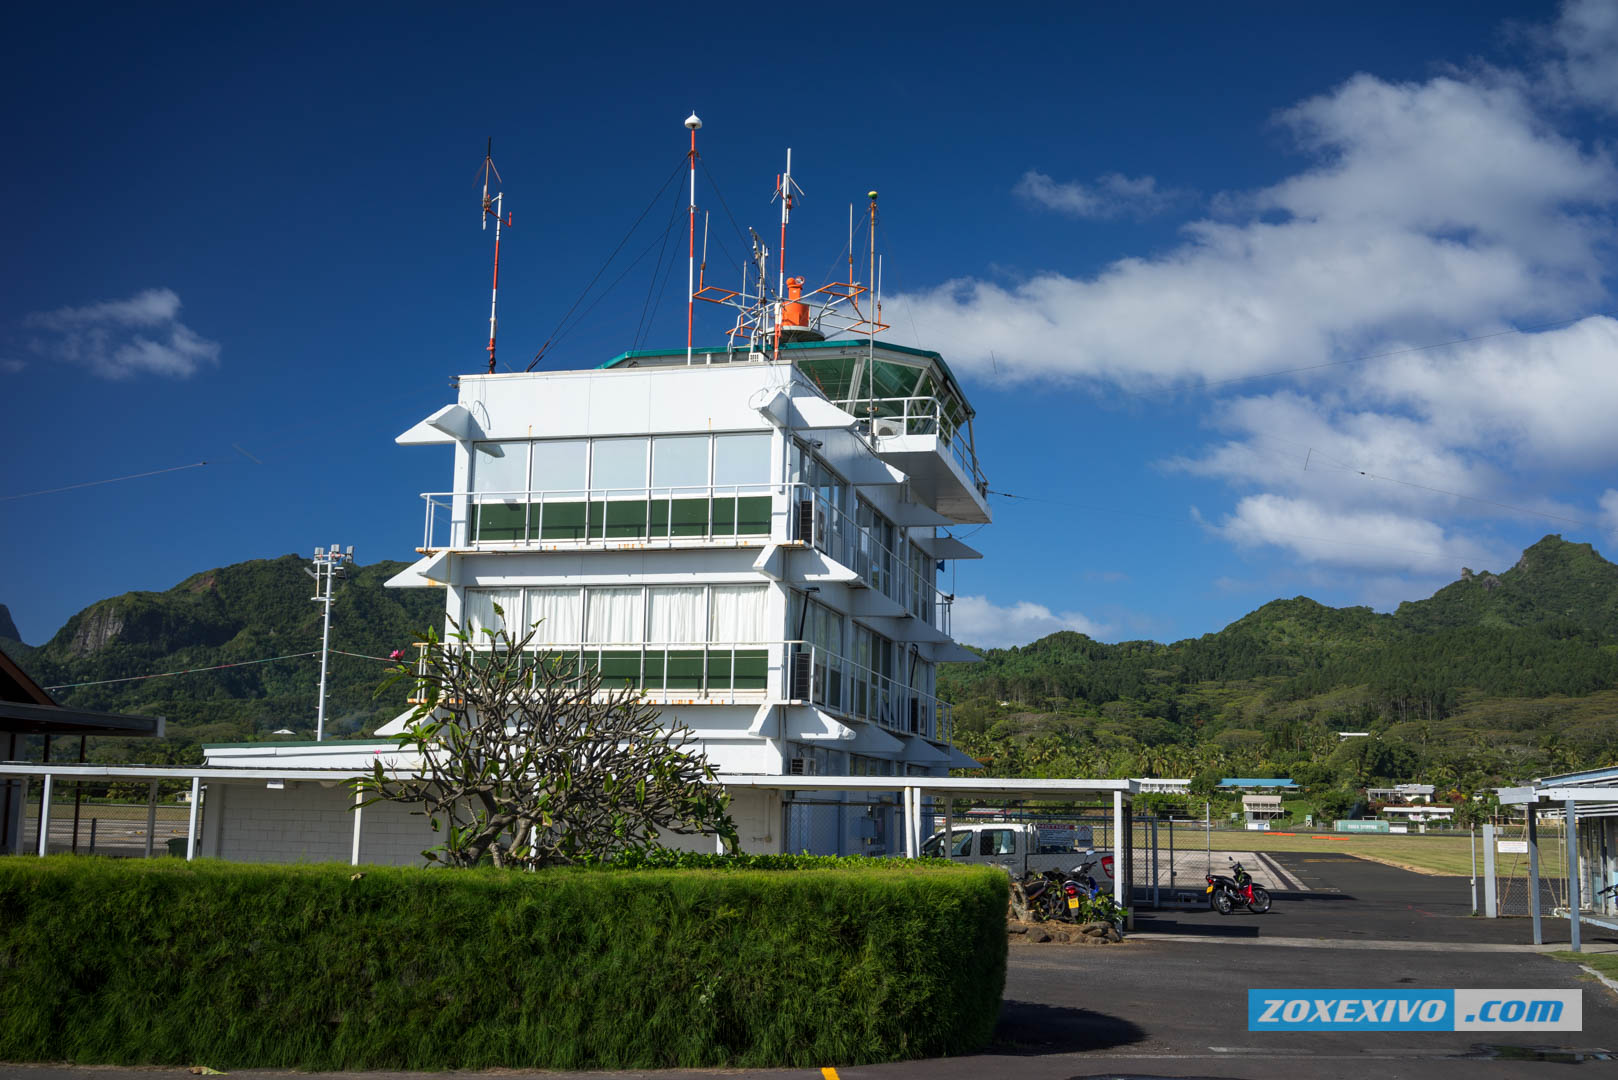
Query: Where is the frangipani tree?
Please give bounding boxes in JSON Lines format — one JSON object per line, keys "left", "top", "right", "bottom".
{"left": 354, "top": 606, "right": 737, "bottom": 867}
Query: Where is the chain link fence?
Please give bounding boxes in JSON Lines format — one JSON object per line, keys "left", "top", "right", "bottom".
{"left": 1491, "top": 816, "right": 1568, "bottom": 918}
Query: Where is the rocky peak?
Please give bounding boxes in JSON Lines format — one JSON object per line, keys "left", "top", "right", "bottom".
{"left": 0, "top": 603, "right": 19, "bottom": 642}
{"left": 69, "top": 605, "right": 125, "bottom": 656}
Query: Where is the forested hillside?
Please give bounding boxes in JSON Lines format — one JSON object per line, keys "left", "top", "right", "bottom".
{"left": 940, "top": 535, "right": 1618, "bottom": 795}
{"left": 6, "top": 535, "right": 1617, "bottom": 792}
{"left": 2, "top": 555, "right": 440, "bottom": 764}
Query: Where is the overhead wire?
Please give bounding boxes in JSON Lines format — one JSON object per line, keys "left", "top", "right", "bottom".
{"left": 1, "top": 462, "right": 209, "bottom": 502}
{"left": 528, "top": 155, "right": 688, "bottom": 370}
{"left": 44, "top": 651, "right": 318, "bottom": 691}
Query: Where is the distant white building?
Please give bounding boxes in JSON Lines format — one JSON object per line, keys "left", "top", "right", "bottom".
{"left": 1367, "top": 783, "right": 1436, "bottom": 804}
{"left": 200, "top": 338, "right": 990, "bottom": 861}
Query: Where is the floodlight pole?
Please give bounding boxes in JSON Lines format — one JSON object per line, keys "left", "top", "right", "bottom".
{"left": 309, "top": 544, "right": 354, "bottom": 742}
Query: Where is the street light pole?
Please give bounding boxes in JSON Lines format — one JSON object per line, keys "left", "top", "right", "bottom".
{"left": 308, "top": 544, "right": 354, "bottom": 742}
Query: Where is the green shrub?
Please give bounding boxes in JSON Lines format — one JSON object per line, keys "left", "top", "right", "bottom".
{"left": 0, "top": 856, "right": 1007, "bottom": 1070}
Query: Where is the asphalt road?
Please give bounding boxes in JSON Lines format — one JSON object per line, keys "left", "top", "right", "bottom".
{"left": 6, "top": 852, "right": 1617, "bottom": 1080}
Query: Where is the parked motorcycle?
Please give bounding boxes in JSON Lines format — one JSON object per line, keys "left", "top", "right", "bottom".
{"left": 1206, "top": 858, "right": 1271, "bottom": 914}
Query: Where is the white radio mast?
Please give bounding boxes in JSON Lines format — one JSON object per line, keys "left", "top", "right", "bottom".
{"left": 307, "top": 544, "right": 354, "bottom": 741}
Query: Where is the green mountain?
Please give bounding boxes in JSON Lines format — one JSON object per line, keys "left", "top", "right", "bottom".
{"left": 940, "top": 535, "right": 1618, "bottom": 792}
{"left": 7, "top": 555, "right": 441, "bottom": 764}
{"left": 7, "top": 535, "right": 1617, "bottom": 791}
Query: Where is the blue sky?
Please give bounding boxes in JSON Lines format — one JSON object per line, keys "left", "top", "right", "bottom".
{"left": 5, "top": 2, "right": 1618, "bottom": 649}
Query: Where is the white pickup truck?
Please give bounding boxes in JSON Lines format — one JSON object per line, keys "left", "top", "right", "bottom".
{"left": 920, "top": 821, "right": 1115, "bottom": 887}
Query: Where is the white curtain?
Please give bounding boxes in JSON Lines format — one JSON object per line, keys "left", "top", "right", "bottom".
{"left": 463, "top": 588, "right": 522, "bottom": 640}
{"left": 709, "top": 585, "right": 767, "bottom": 644}
{"left": 647, "top": 586, "right": 705, "bottom": 644}
{"left": 525, "top": 588, "right": 582, "bottom": 645}
{"left": 585, "top": 587, "right": 644, "bottom": 644}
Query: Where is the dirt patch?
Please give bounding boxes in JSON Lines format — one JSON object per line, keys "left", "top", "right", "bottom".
{"left": 1007, "top": 918, "right": 1124, "bottom": 945}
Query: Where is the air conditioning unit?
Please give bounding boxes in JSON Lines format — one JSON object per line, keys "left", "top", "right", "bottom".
{"left": 790, "top": 649, "right": 813, "bottom": 700}
{"left": 909, "top": 698, "right": 922, "bottom": 733}
{"left": 794, "top": 500, "right": 815, "bottom": 543}
{"left": 789, "top": 756, "right": 817, "bottom": 776}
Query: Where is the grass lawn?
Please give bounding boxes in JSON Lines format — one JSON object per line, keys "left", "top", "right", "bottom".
{"left": 1200, "top": 828, "right": 1570, "bottom": 878}
{"left": 1550, "top": 951, "right": 1618, "bottom": 981}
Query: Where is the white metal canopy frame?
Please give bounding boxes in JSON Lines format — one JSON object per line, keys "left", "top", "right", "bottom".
{"left": 1497, "top": 765, "right": 1618, "bottom": 953}
{"left": 0, "top": 761, "right": 1135, "bottom": 913}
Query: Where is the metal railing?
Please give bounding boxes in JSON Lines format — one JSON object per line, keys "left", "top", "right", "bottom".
{"left": 421, "top": 482, "right": 779, "bottom": 550}
{"left": 786, "top": 641, "right": 951, "bottom": 744}
{"left": 408, "top": 640, "right": 953, "bottom": 746}
{"left": 409, "top": 640, "right": 775, "bottom": 706}
{"left": 791, "top": 486, "right": 952, "bottom": 636}
{"left": 419, "top": 481, "right": 951, "bottom": 638}
{"left": 839, "top": 395, "right": 988, "bottom": 495}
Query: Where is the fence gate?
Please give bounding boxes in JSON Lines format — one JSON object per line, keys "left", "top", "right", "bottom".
{"left": 1489, "top": 816, "right": 1567, "bottom": 918}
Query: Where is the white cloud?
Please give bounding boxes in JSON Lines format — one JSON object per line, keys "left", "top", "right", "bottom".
{"left": 1541, "top": 0, "right": 1618, "bottom": 111}
{"left": 899, "top": 72, "right": 1615, "bottom": 387}
{"left": 898, "top": 6, "right": 1618, "bottom": 598}
{"left": 1014, "top": 170, "right": 1189, "bottom": 220}
{"left": 23, "top": 287, "right": 219, "bottom": 379}
{"left": 1600, "top": 490, "right": 1618, "bottom": 543}
{"left": 0, "top": 359, "right": 23, "bottom": 374}
{"left": 951, "top": 594, "right": 1110, "bottom": 648}
{"left": 1209, "top": 493, "right": 1517, "bottom": 576}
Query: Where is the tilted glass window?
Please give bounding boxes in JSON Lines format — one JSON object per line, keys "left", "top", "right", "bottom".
{"left": 590, "top": 438, "right": 649, "bottom": 491}
{"left": 470, "top": 442, "right": 530, "bottom": 494}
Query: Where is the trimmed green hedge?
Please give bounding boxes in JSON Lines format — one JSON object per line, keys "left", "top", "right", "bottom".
{"left": 0, "top": 857, "right": 1007, "bottom": 1070}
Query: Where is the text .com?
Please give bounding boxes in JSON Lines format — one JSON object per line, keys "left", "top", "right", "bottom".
{"left": 1248, "top": 989, "right": 1582, "bottom": 1031}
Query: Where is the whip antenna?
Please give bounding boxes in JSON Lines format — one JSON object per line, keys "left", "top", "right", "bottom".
{"left": 479, "top": 138, "right": 512, "bottom": 373}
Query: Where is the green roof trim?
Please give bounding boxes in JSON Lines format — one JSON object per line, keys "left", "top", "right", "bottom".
{"left": 202, "top": 739, "right": 398, "bottom": 750}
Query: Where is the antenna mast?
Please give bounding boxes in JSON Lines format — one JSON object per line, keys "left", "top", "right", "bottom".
{"left": 307, "top": 543, "right": 354, "bottom": 742}
{"left": 772, "top": 148, "right": 802, "bottom": 361}
{"left": 480, "top": 138, "right": 511, "bottom": 374}
{"left": 685, "top": 112, "right": 702, "bottom": 364}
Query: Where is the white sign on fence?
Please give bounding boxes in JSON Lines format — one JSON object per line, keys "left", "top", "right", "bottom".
{"left": 1036, "top": 824, "right": 1093, "bottom": 851}
{"left": 1496, "top": 840, "right": 1529, "bottom": 854}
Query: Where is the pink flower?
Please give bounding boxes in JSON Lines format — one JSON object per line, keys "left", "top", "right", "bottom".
{"left": 389, "top": 649, "right": 404, "bottom": 661}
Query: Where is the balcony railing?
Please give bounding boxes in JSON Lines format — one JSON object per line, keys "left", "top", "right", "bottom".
{"left": 842, "top": 395, "right": 988, "bottom": 496}
{"left": 791, "top": 487, "right": 952, "bottom": 636}
{"left": 786, "top": 641, "right": 952, "bottom": 744}
{"left": 421, "top": 483, "right": 778, "bottom": 550}
{"left": 406, "top": 640, "right": 953, "bottom": 746}
{"left": 408, "top": 641, "right": 773, "bottom": 706}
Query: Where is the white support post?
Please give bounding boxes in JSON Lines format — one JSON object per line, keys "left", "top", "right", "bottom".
{"left": 1483, "top": 823, "right": 1498, "bottom": 917}
{"left": 143, "top": 780, "right": 158, "bottom": 858}
{"left": 1566, "top": 799, "right": 1582, "bottom": 953}
{"left": 943, "top": 796, "right": 953, "bottom": 858}
{"left": 1112, "top": 789, "right": 1127, "bottom": 914}
{"left": 1527, "top": 811, "right": 1542, "bottom": 945}
{"left": 350, "top": 788, "right": 363, "bottom": 867}
{"left": 185, "top": 776, "right": 201, "bottom": 861}
{"left": 37, "top": 774, "right": 52, "bottom": 856}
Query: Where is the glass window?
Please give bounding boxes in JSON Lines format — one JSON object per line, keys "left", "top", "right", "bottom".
{"left": 585, "top": 587, "right": 644, "bottom": 644}
{"left": 463, "top": 588, "right": 522, "bottom": 639}
{"left": 950, "top": 830, "right": 973, "bottom": 858}
{"left": 531, "top": 440, "right": 587, "bottom": 492}
{"left": 470, "top": 442, "right": 529, "bottom": 494}
{"left": 525, "top": 588, "right": 582, "bottom": 645}
{"left": 647, "top": 586, "right": 706, "bottom": 644}
{"left": 710, "top": 585, "right": 767, "bottom": 643}
{"left": 590, "top": 438, "right": 648, "bottom": 492}
{"left": 652, "top": 435, "right": 710, "bottom": 489}
{"left": 979, "top": 829, "right": 1017, "bottom": 857}
{"left": 713, "top": 432, "right": 771, "bottom": 487}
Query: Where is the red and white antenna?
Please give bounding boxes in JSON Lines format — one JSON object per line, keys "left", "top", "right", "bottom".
{"left": 479, "top": 138, "right": 512, "bottom": 374}
{"left": 685, "top": 112, "right": 702, "bottom": 364}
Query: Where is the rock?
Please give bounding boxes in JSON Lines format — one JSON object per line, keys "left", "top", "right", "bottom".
{"left": 1007, "top": 924, "right": 1027, "bottom": 934}
{"left": 1079, "top": 920, "right": 1112, "bottom": 935}
{"left": 1031, "top": 930, "right": 1052, "bottom": 943}
{"left": 1106, "top": 928, "right": 1124, "bottom": 942}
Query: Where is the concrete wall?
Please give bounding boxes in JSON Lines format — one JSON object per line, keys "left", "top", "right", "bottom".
{"left": 198, "top": 780, "right": 785, "bottom": 865}
{"left": 201, "top": 781, "right": 439, "bottom": 867}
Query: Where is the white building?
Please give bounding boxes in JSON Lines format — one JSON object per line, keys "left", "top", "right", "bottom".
{"left": 200, "top": 338, "right": 990, "bottom": 860}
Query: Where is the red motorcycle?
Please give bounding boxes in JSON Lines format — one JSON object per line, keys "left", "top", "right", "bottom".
{"left": 1206, "top": 859, "right": 1271, "bottom": 914}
